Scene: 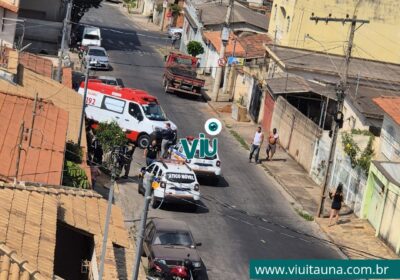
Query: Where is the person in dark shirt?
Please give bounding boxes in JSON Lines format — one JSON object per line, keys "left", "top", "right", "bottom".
{"left": 144, "top": 140, "right": 159, "bottom": 166}
{"left": 122, "top": 143, "right": 136, "bottom": 178}
{"left": 329, "top": 183, "right": 344, "bottom": 226}
{"left": 161, "top": 123, "right": 174, "bottom": 158}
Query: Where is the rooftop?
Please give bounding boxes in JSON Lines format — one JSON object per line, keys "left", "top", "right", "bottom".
{"left": 265, "top": 45, "right": 400, "bottom": 87}
{"left": 0, "top": 182, "right": 131, "bottom": 279}
{"left": 238, "top": 33, "right": 272, "bottom": 59}
{"left": 0, "top": 92, "right": 68, "bottom": 185}
{"left": 194, "top": 2, "right": 269, "bottom": 31}
{"left": 373, "top": 96, "right": 400, "bottom": 126}
{"left": 203, "top": 31, "right": 246, "bottom": 57}
{"left": 266, "top": 75, "right": 337, "bottom": 100}
{"left": 373, "top": 161, "right": 400, "bottom": 186}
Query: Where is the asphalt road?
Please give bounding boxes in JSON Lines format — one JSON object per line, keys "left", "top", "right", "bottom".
{"left": 82, "top": 3, "right": 342, "bottom": 279}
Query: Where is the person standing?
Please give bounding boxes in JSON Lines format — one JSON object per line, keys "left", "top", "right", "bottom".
{"left": 89, "top": 162, "right": 101, "bottom": 188}
{"left": 266, "top": 128, "right": 279, "bottom": 161}
{"left": 122, "top": 143, "right": 136, "bottom": 178}
{"left": 144, "top": 140, "right": 159, "bottom": 166}
{"left": 161, "top": 123, "right": 173, "bottom": 158}
{"left": 329, "top": 183, "right": 344, "bottom": 226}
{"left": 249, "top": 126, "right": 264, "bottom": 164}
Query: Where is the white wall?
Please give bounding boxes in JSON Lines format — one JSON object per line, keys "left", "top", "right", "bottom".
{"left": 0, "top": 8, "right": 17, "bottom": 47}
{"left": 380, "top": 115, "right": 400, "bottom": 162}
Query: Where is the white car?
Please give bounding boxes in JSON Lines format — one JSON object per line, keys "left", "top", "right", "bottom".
{"left": 138, "top": 160, "right": 200, "bottom": 210}
{"left": 167, "top": 27, "right": 183, "bottom": 39}
{"left": 169, "top": 138, "right": 221, "bottom": 182}
{"left": 81, "top": 26, "right": 102, "bottom": 47}
{"left": 84, "top": 46, "right": 110, "bottom": 70}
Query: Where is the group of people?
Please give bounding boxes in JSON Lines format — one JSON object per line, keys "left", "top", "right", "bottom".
{"left": 249, "top": 127, "right": 280, "bottom": 164}
{"left": 144, "top": 122, "right": 175, "bottom": 166}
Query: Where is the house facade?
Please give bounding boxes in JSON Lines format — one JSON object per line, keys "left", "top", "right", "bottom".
{"left": 268, "top": 0, "right": 400, "bottom": 63}
{"left": 0, "top": 0, "right": 20, "bottom": 47}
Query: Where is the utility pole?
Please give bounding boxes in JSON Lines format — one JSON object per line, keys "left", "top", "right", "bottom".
{"left": 14, "top": 121, "right": 25, "bottom": 185}
{"left": 29, "top": 93, "right": 39, "bottom": 147}
{"left": 98, "top": 147, "right": 120, "bottom": 280}
{"left": 212, "top": 0, "right": 234, "bottom": 101}
{"left": 57, "top": 1, "right": 72, "bottom": 82}
{"left": 160, "top": 0, "right": 168, "bottom": 31}
{"left": 311, "top": 15, "right": 369, "bottom": 217}
{"left": 78, "top": 57, "right": 90, "bottom": 147}
{"left": 131, "top": 172, "right": 153, "bottom": 280}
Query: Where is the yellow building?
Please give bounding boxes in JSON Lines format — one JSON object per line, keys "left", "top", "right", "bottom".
{"left": 269, "top": 0, "right": 400, "bottom": 63}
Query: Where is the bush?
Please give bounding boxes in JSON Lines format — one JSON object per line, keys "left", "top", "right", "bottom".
{"left": 63, "top": 161, "right": 90, "bottom": 189}
{"left": 187, "top": 41, "right": 204, "bottom": 57}
{"left": 65, "top": 141, "right": 83, "bottom": 163}
{"left": 95, "top": 121, "right": 128, "bottom": 153}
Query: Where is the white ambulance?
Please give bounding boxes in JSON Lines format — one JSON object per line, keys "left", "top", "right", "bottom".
{"left": 78, "top": 81, "right": 177, "bottom": 148}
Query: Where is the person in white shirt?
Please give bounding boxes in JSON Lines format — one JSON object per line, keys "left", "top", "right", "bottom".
{"left": 266, "top": 128, "right": 280, "bottom": 160}
{"left": 249, "top": 126, "right": 264, "bottom": 164}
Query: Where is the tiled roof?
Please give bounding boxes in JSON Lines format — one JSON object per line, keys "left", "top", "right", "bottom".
{"left": 0, "top": 243, "right": 46, "bottom": 280}
{"left": 195, "top": 2, "right": 268, "bottom": 30}
{"left": 0, "top": 182, "right": 131, "bottom": 279}
{"left": 238, "top": 33, "right": 272, "bottom": 58}
{"left": 0, "top": 92, "right": 68, "bottom": 185}
{"left": 203, "top": 31, "right": 246, "bottom": 57}
{"left": 373, "top": 96, "right": 400, "bottom": 125}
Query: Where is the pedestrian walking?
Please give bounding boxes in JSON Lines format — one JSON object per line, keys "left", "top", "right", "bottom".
{"left": 122, "top": 143, "right": 136, "bottom": 178}
{"left": 89, "top": 161, "right": 101, "bottom": 188}
{"left": 148, "top": 13, "right": 153, "bottom": 23}
{"left": 328, "top": 183, "right": 344, "bottom": 226}
{"left": 144, "top": 140, "right": 159, "bottom": 166}
{"left": 266, "top": 128, "right": 279, "bottom": 161}
{"left": 161, "top": 123, "right": 174, "bottom": 158}
{"left": 249, "top": 126, "right": 264, "bottom": 164}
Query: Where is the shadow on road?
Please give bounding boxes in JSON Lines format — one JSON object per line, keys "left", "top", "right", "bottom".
{"left": 160, "top": 200, "right": 209, "bottom": 214}
{"left": 198, "top": 176, "right": 229, "bottom": 188}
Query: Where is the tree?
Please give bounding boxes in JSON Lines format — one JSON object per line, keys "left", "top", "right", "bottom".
{"left": 169, "top": 4, "right": 182, "bottom": 26}
{"left": 95, "top": 121, "right": 128, "bottom": 153}
{"left": 71, "top": 0, "right": 103, "bottom": 23}
{"left": 187, "top": 41, "right": 204, "bottom": 57}
{"left": 62, "top": 141, "right": 89, "bottom": 189}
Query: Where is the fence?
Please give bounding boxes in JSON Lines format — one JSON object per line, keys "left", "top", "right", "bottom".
{"left": 329, "top": 147, "right": 367, "bottom": 217}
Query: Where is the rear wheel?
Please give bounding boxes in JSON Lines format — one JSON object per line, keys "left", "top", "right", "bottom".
{"left": 137, "top": 134, "right": 150, "bottom": 148}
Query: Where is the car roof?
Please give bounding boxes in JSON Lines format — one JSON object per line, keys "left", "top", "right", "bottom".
{"left": 84, "top": 27, "right": 100, "bottom": 33}
{"left": 88, "top": 46, "right": 106, "bottom": 51}
{"left": 155, "top": 160, "right": 193, "bottom": 173}
{"left": 152, "top": 218, "right": 190, "bottom": 232}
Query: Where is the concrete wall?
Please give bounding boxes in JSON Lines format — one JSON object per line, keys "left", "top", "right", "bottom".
{"left": 142, "top": 0, "right": 155, "bottom": 16}
{"left": 269, "top": 0, "right": 400, "bottom": 63}
{"left": 271, "top": 96, "right": 322, "bottom": 172}
{"left": 0, "top": 8, "right": 17, "bottom": 47}
{"left": 380, "top": 115, "right": 400, "bottom": 162}
{"left": 19, "top": 0, "right": 64, "bottom": 21}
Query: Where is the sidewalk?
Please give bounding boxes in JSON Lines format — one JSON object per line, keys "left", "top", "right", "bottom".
{"left": 208, "top": 101, "right": 399, "bottom": 260}
{"left": 117, "top": 4, "right": 163, "bottom": 33}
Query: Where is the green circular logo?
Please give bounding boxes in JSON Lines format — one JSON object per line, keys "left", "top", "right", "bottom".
{"left": 209, "top": 122, "right": 218, "bottom": 132}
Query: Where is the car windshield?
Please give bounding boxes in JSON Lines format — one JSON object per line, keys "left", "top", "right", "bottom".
{"left": 101, "top": 79, "right": 117, "bottom": 85}
{"left": 174, "top": 57, "right": 193, "bottom": 66}
{"left": 142, "top": 103, "right": 167, "bottom": 121}
{"left": 84, "top": 34, "right": 99, "bottom": 40}
{"left": 89, "top": 49, "right": 106, "bottom": 56}
{"left": 166, "top": 173, "right": 196, "bottom": 183}
{"left": 153, "top": 231, "right": 193, "bottom": 246}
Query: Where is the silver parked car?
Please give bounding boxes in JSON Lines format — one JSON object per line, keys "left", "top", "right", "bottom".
{"left": 84, "top": 46, "right": 110, "bottom": 70}
{"left": 167, "top": 27, "right": 183, "bottom": 39}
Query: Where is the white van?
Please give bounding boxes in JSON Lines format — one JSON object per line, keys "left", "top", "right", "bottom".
{"left": 81, "top": 27, "right": 102, "bottom": 47}
{"left": 78, "top": 81, "right": 177, "bottom": 148}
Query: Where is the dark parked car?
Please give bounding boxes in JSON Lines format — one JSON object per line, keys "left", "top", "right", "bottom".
{"left": 143, "top": 219, "right": 203, "bottom": 277}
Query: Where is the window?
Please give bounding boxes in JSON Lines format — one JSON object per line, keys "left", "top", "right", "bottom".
{"left": 142, "top": 103, "right": 167, "bottom": 121}
{"left": 152, "top": 165, "right": 159, "bottom": 176}
{"left": 152, "top": 231, "right": 193, "bottom": 246}
{"left": 146, "top": 164, "right": 155, "bottom": 173}
{"left": 84, "top": 34, "right": 99, "bottom": 40}
{"left": 101, "top": 96, "right": 125, "bottom": 114}
{"left": 129, "top": 102, "right": 143, "bottom": 119}
{"left": 88, "top": 49, "right": 106, "bottom": 56}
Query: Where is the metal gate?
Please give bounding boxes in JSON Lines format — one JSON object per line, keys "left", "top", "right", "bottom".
{"left": 249, "top": 83, "right": 263, "bottom": 122}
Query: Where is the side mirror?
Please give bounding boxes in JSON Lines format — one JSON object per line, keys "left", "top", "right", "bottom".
{"left": 140, "top": 167, "right": 146, "bottom": 174}
{"left": 195, "top": 242, "right": 202, "bottom": 247}
{"left": 137, "top": 114, "right": 144, "bottom": 122}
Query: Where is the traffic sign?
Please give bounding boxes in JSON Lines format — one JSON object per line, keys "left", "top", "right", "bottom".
{"left": 218, "top": 58, "right": 227, "bottom": 66}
